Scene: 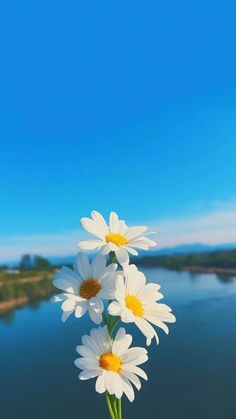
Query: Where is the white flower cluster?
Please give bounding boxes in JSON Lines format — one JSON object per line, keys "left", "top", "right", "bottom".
{"left": 53, "top": 210, "right": 176, "bottom": 415}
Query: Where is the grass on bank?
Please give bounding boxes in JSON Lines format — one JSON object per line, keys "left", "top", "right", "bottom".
{"left": 137, "top": 249, "right": 236, "bottom": 270}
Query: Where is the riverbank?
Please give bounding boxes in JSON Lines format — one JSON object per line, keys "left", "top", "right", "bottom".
{"left": 0, "top": 270, "right": 55, "bottom": 314}
{"left": 137, "top": 262, "right": 236, "bottom": 276}
{"left": 180, "top": 266, "right": 236, "bottom": 275}
{"left": 0, "top": 289, "right": 54, "bottom": 313}
{"left": 1, "top": 257, "right": 236, "bottom": 316}
{"left": 137, "top": 249, "right": 236, "bottom": 275}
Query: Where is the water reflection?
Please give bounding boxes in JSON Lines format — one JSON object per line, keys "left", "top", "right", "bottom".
{"left": 215, "top": 272, "right": 235, "bottom": 283}
{"left": 0, "top": 294, "right": 52, "bottom": 324}
{"left": 0, "top": 310, "right": 15, "bottom": 324}
{"left": 1, "top": 268, "right": 236, "bottom": 419}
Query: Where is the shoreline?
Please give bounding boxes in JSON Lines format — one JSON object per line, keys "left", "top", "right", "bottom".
{"left": 137, "top": 262, "right": 236, "bottom": 276}
{"left": 0, "top": 266, "right": 235, "bottom": 316}
{"left": 180, "top": 266, "right": 236, "bottom": 275}
{"left": 0, "top": 289, "right": 55, "bottom": 314}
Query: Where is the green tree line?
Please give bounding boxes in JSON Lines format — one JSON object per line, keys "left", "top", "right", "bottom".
{"left": 137, "top": 249, "right": 236, "bottom": 270}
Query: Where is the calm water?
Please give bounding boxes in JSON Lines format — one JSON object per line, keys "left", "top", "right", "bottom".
{"left": 1, "top": 268, "right": 236, "bottom": 419}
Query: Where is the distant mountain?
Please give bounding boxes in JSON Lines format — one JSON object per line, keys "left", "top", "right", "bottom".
{"left": 48, "top": 243, "right": 236, "bottom": 265}
{"left": 152, "top": 242, "right": 236, "bottom": 256}
{"left": 4, "top": 243, "right": 236, "bottom": 268}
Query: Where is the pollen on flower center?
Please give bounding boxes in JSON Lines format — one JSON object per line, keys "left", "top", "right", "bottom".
{"left": 79, "top": 279, "right": 101, "bottom": 299}
{"left": 105, "top": 233, "right": 128, "bottom": 246}
{"left": 99, "top": 352, "right": 121, "bottom": 372}
{"left": 125, "top": 295, "right": 143, "bottom": 317}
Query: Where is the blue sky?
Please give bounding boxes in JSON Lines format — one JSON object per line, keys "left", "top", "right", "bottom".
{"left": 1, "top": 0, "right": 236, "bottom": 261}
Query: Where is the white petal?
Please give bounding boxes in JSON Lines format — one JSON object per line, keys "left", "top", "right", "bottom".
{"left": 98, "top": 284, "right": 116, "bottom": 300}
{"left": 144, "top": 311, "right": 175, "bottom": 334}
{"left": 76, "top": 345, "right": 97, "bottom": 357}
{"left": 144, "top": 303, "right": 175, "bottom": 321}
{"left": 91, "top": 210, "right": 109, "bottom": 233}
{"left": 120, "top": 371, "right": 141, "bottom": 390}
{"left": 125, "top": 265, "right": 146, "bottom": 296}
{"left": 75, "top": 302, "right": 88, "bottom": 318}
{"left": 101, "top": 263, "right": 118, "bottom": 278}
{"left": 53, "top": 277, "right": 78, "bottom": 294}
{"left": 62, "top": 298, "right": 76, "bottom": 312}
{"left": 99, "top": 244, "right": 112, "bottom": 255}
{"left": 91, "top": 254, "right": 106, "bottom": 278}
{"left": 120, "top": 307, "right": 135, "bottom": 323}
{"left": 79, "top": 370, "right": 99, "bottom": 380}
{"left": 62, "top": 309, "right": 74, "bottom": 322}
{"left": 139, "top": 237, "right": 157, "bottom": 247}
{"left": 89, "top": 308, "right": 103, "bottom": 324}
{"left": 137, "top": 283, "right": 163, "bottom": 303}
{"left": 53, "top": 267, "right": 80, "bottom": 294}
{"left": 107, "top": 242, "right": 119, "bottom": 252}
{"left": 129, "top": 237, "right": 156, "bottom": 249}
{"left": 81, "top": 335, "right": 100, "bottom": 355}
{"left": 108, "top": 301, "right": 122, "bottom": 316}
{"left": 121, "top": 376, "right": 135, "bottom": 402}
{"left": 114, "top": 274, "right": 126, "bottom": 303}
{"left": 76, "top": 252, "right": 92, "bottom": 279}
{"left": 124, "top": 246, "right": 138, "bottom": 256}
{"left": 89, "top": 296, "right": 104, "bottom": 313}
{"left": 108, "top": 371, "right": 123, "bottom": 398}
{"left": 134, "top": 317, "right": 158, "bottom": 345}
{"left": 153, "top": 303, "right": 173, "bottom": 312}
{"left": 146, "top": 316, "right": 169, "bottom": 334}
{"left": 89, "top": 326, "right": 111, "bottom": 354}
{"left": 115, "top": 248, "right": 129, "bottom": 265}
{"left": 74, "top": 358, "right": 99, "bottom": 370}
{"left": 112, "top": 328, "right": 132, "bottom": 356}
{"left": 119, "top": 220, "right": 129, "bottom": 235}
{"left": 104, "top": 371, "right": 113, "bottom": 394}
{"left": 127, "top": 242, "right": 149, "bottom": 250}
{"left": 109, "top": 211, "right": 120, "bottom": 233}
{"left": 122, "top": 347, "right": 148, "bottom": 365}
{"left": 123, "top": 365, "right": 148, "bottom": 380}
{"left": 112, "top": 373, "right": 123, "bottom": 399}
{"left": 96, "top": 374, "right": 106, "bottom": 394}
{"left": 78, "top": 240, "right": 103, "bottom": 250}
{"left": 80, "top": 217, "right": 106, "bottom": 239}
{"left": 52, "top": 293, "right": 67, "bottom": 302}
{"left": 125, "top": 226, "right": 148, "bottom": 240}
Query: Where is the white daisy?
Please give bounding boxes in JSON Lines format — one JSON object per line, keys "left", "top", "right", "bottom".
{"left": 78, "top": 210, "right": 156, "bottom": 265}
{"left": 75, "top": 325, "right": 148, "bottom": 402}
{"left": 108, "top": 264, "right": 176, "bottom": 345}
{"left": 53, "top": 252, "right": 117, "bottom": 324}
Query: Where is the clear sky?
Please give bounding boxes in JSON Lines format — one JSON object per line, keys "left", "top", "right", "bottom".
{"left": 1, "top": 0, "right": 236, "bottom": 261}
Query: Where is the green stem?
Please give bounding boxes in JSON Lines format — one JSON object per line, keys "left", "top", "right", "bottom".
{"left": 112, "top": 396, "right": 119, "bottom": 418}
{"left": 118, "top": 397, "right": 122, "bottom": 419}
{"left": 108, "top": 251, "right": 116, "bottom": 264}
{"left": 102, "top": 311, "right": 108, "bottom": 324}
{"left": 106, "top": 392, "right": 116, "bottom": 419}
{"left": 103, "top": 251, "right": 122, "bottom": 419}
{"left": 109, "top": 317, "right": 120, "bottom": 336}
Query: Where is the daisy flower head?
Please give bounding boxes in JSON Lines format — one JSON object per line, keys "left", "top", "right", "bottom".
{"left": 78, "top": 210, "right": 156, "bottom": 265}
{"left": 53, "top": 252, "right": 117, "bottom": 324}
{"left": 108, "top": 264, "right": 176, "bottom": 346}
{"left": 75, "top": 325, "right": 148, "bottom": 402}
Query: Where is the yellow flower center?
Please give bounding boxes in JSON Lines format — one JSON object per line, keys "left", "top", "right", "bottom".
{"left": 125, "top": 295, "right": 143, "bottom": 317}
{"left": 99, "top": 352, "right": 121, "bottom": 372}
{"left": 105, "top": 233, "right": 128, "bottom": 246}
{"left": 79, "top": 279, "right": 101, "bottom": 299}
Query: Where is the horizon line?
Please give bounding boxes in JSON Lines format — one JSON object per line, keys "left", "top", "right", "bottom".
{"left": 1, "top": 201, "right": 236, "bottom": 263}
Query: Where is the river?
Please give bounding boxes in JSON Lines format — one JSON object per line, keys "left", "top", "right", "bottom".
{"left": 1, "top": 268, "right": 236, "bottom": 419}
